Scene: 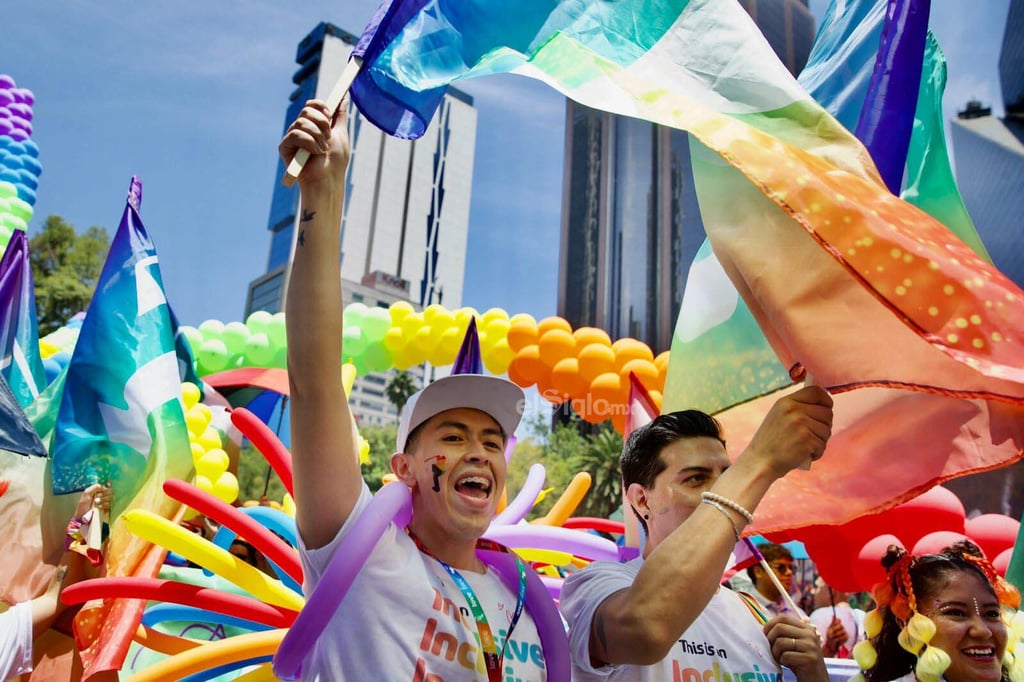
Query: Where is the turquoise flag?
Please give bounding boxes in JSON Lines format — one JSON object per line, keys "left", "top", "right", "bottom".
{"left": 0, "top": 229, "right": 47, "bottom": 408}
{"left": 50, "top": 178, "right": 191, "bottom": 517}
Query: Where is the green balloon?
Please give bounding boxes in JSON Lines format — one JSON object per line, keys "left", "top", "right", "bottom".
{"left": 344, "top": 302, "right": 368, "bottom": 328}
{"left": 197, "top": 339, "right": 230, "bottom": 374}
{"left": 198, "top": 319, "right": 226, "bottom": 343}
{"left": 246, "top": 310, "right": 273, "bottom": 336}
{"left": 222, "top": 321, "right": 250, "bottom": 355}
{"left": 0, "top": 182, "right": 15, "bottom": 199}
{"left": 266, "top": 313, "right": 287, "bottom": 349}
{"left": 362, "top": 307, "right": 392, "bottom": 342}
{"left": 342, "top": 325, "right": 366, "bottom": 359}
{"left": 363, "top": 340, "right": 392, "bottom": 373}
{"left": 245, "top": 332, "right": 274, "bottom": 367}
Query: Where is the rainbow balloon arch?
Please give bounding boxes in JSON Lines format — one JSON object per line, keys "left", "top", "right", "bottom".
{"left": 177, "top": 303, "right": 669, "bottom": 433}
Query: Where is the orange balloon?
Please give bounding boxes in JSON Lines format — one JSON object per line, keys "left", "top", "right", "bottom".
{"left": 589, "top": 372, "right": 625, "bottom": 422}
{"left": 510, "top": 345, "right": 546, "bottom": 386}
{"left": 612, "top": 338, "right": 654, "bottom": 373}
{"left": 655, "top": 350, "right": 670, "bottom": 390}
{"left": 538, "top": 328, "right": 576, "bottom": 368}
{"left": 551, "top": 357, "right": 588, "bottom": 400}
{"left": 648, "top": 390, "right": 663, "bottom": 411}
{"left": 573, "top": 326, "right": 611, "bottom": 348}
{"left": 537, "top": 316, "right": 572, "bottom": 336}
{"left": 577, "top": 343, "right": 616, "bottom": 384}
{"left": 506, "top": 358, "right": 530, "bottom": 388}
{"left": 507, "top": 319, "right": 540, "bottom": 353}
{"left": 611, "top": 412, "right": 627, "bottom": 435}
{"left": 536, "top": 369, "right": 566, "bottom": 405}
{"left": 571, "top": 396, "right": 601, "bottom": 424}
{"left": 619, "top": 358, "right": 659, "bottom": 389}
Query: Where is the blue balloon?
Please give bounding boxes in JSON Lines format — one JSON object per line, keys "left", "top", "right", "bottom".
{"left": 141, "top": 603, "right": 273, "bottom": 632}
{"left": 20, "top": 139, "right": 38, "bottom": 158}
{"left": 0, "top": 169, "right": 18, "bottom": 184}
{"left": 20, "top": 156, "right": 41, "bottom": 176}
{"left": 180, "top": 656, "right": 274, "bottom": 682}
{"left": 51, "top": 351, "right": 73, "bottom": 368}
{"left": 0, "top": 153, "right": 21, "bottom": 170}
{"left": 16, "top": 169, "right": 36, "bottom": 190}
{"left": 206, "top": 507, "right": 301, "bottom": 594}
{"left": 13, "top": 183, "right": 34, "bottom": 205}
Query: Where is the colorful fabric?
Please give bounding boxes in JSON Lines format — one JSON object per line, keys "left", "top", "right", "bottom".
{"left": 0, "top": 229, "right": 47, "bottom": 409}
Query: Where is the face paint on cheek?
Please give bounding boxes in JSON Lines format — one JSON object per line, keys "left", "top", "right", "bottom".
{"left": 426, "top": 455, "right": 447, "bottom": 493}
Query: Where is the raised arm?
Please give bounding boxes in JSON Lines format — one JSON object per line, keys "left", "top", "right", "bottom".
{"left": 279, "top": 99, "right": 363, "bottom": 549}
{"left": 587, "top": 385, "right": 833, "bottom": 670}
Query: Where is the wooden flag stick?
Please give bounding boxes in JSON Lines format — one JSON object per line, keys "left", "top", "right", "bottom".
{"left": 759, "top": 556, "right": 805, "bottom": 618}
{"left": 282, "top": 56, "right": 363, "bottom": 187}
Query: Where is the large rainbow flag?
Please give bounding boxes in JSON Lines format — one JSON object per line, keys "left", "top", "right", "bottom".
{"left": 345, "top": 0, "right": 1024, "bottom": 530}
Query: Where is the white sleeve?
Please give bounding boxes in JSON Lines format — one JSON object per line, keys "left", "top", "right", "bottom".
{"left": 297, "top": 482, "right": 378, "bottom": 591}
{"left": 560, "top": 561, "right": 635, "bottom": 677}
{"left": 0, "top": 601, "right": 34, "bottom": 681}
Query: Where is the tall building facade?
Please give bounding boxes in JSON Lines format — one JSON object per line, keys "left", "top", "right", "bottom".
{"left": 248, "top": 22, "right": 476, "bottom": 426}
{"left": 945, "top": 0, "right": 1024, "bottom": 521}
{"left": 557, "top": 1, "right": 815, "bottom": 353}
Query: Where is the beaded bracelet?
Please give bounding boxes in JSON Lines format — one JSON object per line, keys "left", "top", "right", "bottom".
{"left": 700, "top": 492, "right": 754, "bottom": 525}
{"left": 700, "top": 498, "right": 741, "bottom": 540}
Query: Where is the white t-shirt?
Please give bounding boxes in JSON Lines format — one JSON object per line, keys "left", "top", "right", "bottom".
{"left": 0, "top": 601, "right": 33, "bottom": 681}
{"left": 561, "top": 558, "right": 783, "bottom": 681}
{"left": 299, "top": 483, "right": 547, "bottom": 681}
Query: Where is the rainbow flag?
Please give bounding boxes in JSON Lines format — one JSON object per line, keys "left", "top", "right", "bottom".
{"left": 348, "top": 0, "right": 1024, "bottom": 531}
{"left": 0, "top": 229, "right": 47, "bottom": 408}
{"left": 48, "top": 178, "right": 193, "bottom": 678}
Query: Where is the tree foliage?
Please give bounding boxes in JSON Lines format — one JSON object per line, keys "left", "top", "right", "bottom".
{"left": 384, "top": 370, "right": 419, "bottom": 413}
{"left": 30, "top": 214, "right": 110, "bottom": 335}
{"left": 237, "top": 442, "right": 288, "bottom": 504}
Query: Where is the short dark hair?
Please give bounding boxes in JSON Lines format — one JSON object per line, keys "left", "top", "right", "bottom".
{"left": 747, "top": 542, "right": 793, "bottom": 581}
{"left": 620, "top": 410, "right": 725, "bottom": 535}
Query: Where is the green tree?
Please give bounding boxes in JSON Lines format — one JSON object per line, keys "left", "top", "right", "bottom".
{"left": 237, "top": 442, "right": 288, "bottom": 504}
{"left": 384, "top": 370, "right": 419, "bottom": 413}
{"left": 359, "top": 422, "right": 399, "bottom": 493}
{"left": 569, "top": 424, "right": 625, "bottom": 519}
{"left": 30, "top": 215, "right": 110, "bottom": 335}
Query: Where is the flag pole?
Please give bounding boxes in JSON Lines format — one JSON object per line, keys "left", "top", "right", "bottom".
{"left": 282, "top": 55, "right": 363, "bottom": 187}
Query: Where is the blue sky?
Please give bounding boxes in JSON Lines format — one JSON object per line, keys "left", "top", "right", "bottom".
{"left": 0, "top": 0, "right": 1011, "bottom": 330}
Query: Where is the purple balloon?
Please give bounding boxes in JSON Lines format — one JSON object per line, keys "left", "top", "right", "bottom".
{"left": 491, "top": 462, "right": 546, "bottom": 526}
{"left": 0, "top": 120, "right": 13, "bottom": 136}
{"left": 8, "top": 128, "right": 28, "bottom": 142}
{"left": 0, "top": 92, "right": 12, "bottom": 108}
{"left": 10, "top": 116, "right": 31, "bottom": 135}
{"left": 483, "top": 523, "right": 621, "bottom": 562}
{"left": 0, "top": 74, "right": 14, "bottom": 90}
{"left": 8, "top": 103, "right": 31, "bottom": 120}
{"left": 12, "top": 88, "right": 32, "bottom": 105}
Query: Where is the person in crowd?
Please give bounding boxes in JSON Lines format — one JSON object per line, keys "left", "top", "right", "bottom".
{"left": 278, "top": 98, "right": 554, "bottom": 680}
{"left": 860, "top": 540, "right": 1022, "bottom": 682}
{"left": 1, "top": 483, "right": 113, "bottom": 681}
{"left": 560, "top": 398, "right": 834, "bottom": 681}
{"left": 748, "top": 543, "right": 809, "bottom": 619}
{"left": 809, "top": 578, "right": 864, "bottom": 659}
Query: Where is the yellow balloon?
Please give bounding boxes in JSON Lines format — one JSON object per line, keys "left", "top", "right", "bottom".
{"left": 389, "top": 300, "right": 415, "bottom": 325}
{"left": 190, "top": 442, "right": 206, "bottom": 464}
{"left": 185, "top": 405, "right": 212, "bottom": 437}
{"left": 515, "top": 548, "right": 575, "bottom": 567}
{"left": 123, "top": 510, "right": 303, "bottom": 612}
{"left": 534, "top": 472, "right": 593, "bottom": 526}
{"left": 197, "top": 449, "right": 230, "bottom": 478}
{"left": 212, "top": 472, "right": 239, "bottom": 504}
{"left": 423, "top": 303, "right": 447, "bottom": 324}
{"left": 400, "top": 312, "right": 425, "bottom": 338}
{"left": 181, "top": 383, "right": 202, "bottom": 411}
{"left": 197, "top": 426, "right": 222, "bottom": 452}
{"left": 195, "top": 475, "right": 214, "bottom": 495}
{"left": 358, "top": 437, "right": 371, "bottom": 465}
{"left": 123, "top": 629, "right": 287, "bottom": 682}
{"left": 383, "top": 326, "right": 405, "bottom": 352}
{"left": 282, "top": 493, "right": 296, "bottom": 518}
{"left": 341, "top": 361, "right": 357, "bottom": 397}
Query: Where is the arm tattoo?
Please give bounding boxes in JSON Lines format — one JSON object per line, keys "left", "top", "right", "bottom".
{"left": 297, "top": 230, "right": 305, "bottom": 247}
{"left": 301, "top": 209, "right": 316, "bottom": 222}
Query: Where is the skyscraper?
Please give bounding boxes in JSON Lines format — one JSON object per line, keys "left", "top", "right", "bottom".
{"left": 944, "top": 0, "right": 1024, "bottom": 520}
{"left": 248, "top": 22, "right": 478, "bottom": 427}
{"left": 557, "top": 1, "right": 815, "bottom": 353}
{"left": 247, "top": 22, "right": 478, "bottom": 316}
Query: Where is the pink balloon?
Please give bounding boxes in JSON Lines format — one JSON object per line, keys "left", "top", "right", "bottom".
{"left": 994, "top": 547, "right": 1013, "bottom": 577}
{"left": 911, "top": 530, "right": 971, "bottom": 556}
{"left": 854, "top": 534, "right": 905, "bottom": 591}
{"left": 965, "top": 514, "right": 1020, "bottom": 560}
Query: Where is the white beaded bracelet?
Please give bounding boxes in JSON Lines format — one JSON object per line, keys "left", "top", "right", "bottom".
{"left": 700, "top": 492, "right": 754, "bottom": 525}
{"left": 700, "top": 498, "right": 741, "bottom": 540}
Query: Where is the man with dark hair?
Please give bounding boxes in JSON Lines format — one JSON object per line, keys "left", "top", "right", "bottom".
{"left": 747, "top": 542, "right": 807, "bottom": 618}
{"left": 561, "top": 392, "right": 834, "bottom": 681}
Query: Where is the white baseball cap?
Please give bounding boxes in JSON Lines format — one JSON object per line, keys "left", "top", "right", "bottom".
{"left": 395, "top": 374, "right": 525, "bottom": 453}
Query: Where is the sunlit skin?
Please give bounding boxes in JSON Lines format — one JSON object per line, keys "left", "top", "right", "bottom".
{"left": 919, "top": 571, "right": 1008, "bottom": 682}
{"left": 392, "top": 407, "right": 507, "bottom": 572}
{"left": 629, "top": 436, "right": 731, "bottom": 556}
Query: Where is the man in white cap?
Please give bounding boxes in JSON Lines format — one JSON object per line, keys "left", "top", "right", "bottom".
{"left": 280, "top": 99, "right": 549, "bottom": 681}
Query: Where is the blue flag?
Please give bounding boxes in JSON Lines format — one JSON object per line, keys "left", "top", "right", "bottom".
{"left": 0, "top": 229, "right": 47, "bottom": 409}
{"left": 51, "top": 178, "right": 191, "bottom": 515}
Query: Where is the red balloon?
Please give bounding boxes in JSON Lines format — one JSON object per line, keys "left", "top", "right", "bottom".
{"left": 804, "top": 535, "right": 861, "bottom": 593}
{"left": 854, "top": 534, "right": 905, "bottom": 592}
{"left": 911, "top": 530, "right": 971, "bottom": 556}
{"left": 887, "top": 487, "right": 965, "bottom": 549}
{"left": 994, "top": 547, "right": 1013, "bottom": 577}
{"left": 965, "top": 514, "right": 1021, "bottom": 560}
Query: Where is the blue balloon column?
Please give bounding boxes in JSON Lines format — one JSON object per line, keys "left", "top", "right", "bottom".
{"left": 0, "top": 73, "right": 41, "bottom": 251}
